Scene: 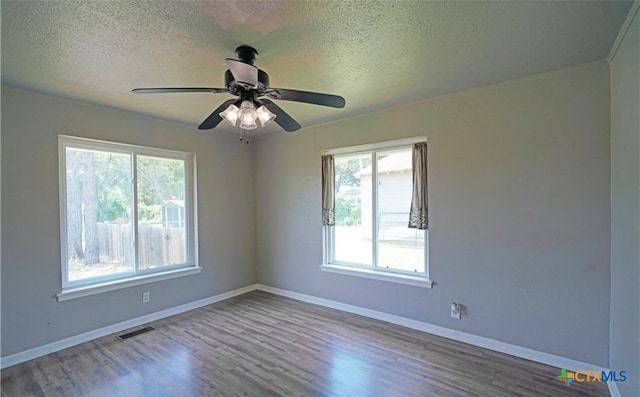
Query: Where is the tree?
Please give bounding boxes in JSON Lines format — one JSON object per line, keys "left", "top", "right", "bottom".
{"left": 335, "top": 157, "right": 370, "bottom": 191}
{"left": 66, "top": 151, "right": 84, "bottom": 260}
{"left": 335, "top": 196, "right": 362, "bottom": 226}
{"left": 82, "top": 152, "right": 100, "bottom": 265}
{"left": 136, "top": 157, "right": 185, "bottom": 222}
{"left": 94, "top": 153, "right": 131, "bottom": 222}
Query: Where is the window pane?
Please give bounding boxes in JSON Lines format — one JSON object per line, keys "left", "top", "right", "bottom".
{"left": 333, "top": 154, "right": 372, "bottom": 265}
{"left": 137, "top": 155, "right": 187, "bottom": 269}
{"left": 376, "top": 149, "right": 425, "bottom": 273}
{"left": 65, "top": 148, "right": 133, "bottom": 282}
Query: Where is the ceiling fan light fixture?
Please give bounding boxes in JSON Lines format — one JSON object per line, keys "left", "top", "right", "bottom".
{"left": 256, "top": 105, "right": 276, "bottom": 127}
{"left": 239, "top": 119, "right": 258, "bottom": 130}
{"left": 238, "top": 100, "right": 258, "bottom": 130}
{"left": 219, "top": 104, "right": 240, "bottom": 126}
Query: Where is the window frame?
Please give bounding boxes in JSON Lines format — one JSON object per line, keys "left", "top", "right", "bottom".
{"left": 58, "top": 135, "right": 200, "bottom": 300}
{"left": 321, "top": 137, "right": 432, "bottom": 288}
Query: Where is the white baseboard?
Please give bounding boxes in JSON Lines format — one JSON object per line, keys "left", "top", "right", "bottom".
{"left": 3, "top": 281, "right": 616, "bottom": 393}
{"left": 255, "top": 284, "right": 609, "bottom": 374}
{"left": 0, "top": 284, "right": 258, "bottom": 369}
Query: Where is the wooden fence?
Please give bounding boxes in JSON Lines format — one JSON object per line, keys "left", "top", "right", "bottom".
{"left": 97, "top": 223, "right": 185, "bottom": 267}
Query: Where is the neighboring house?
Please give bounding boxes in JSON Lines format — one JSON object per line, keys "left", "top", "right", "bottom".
{"left": 162, "top": 200, "right": 185, "bottom": 228}
{"left": 358, "top": 151, "right": 422, "bottom": 244}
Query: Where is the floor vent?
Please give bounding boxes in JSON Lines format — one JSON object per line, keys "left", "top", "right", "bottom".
{"left": 117, "top": 326, "right": 154, "bottom": 340}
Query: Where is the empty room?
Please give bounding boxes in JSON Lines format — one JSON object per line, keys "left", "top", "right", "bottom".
{"left": 1, "top": 1, "right": 639, "bottom": 396}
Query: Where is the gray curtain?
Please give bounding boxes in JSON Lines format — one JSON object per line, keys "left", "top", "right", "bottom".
{"left": 321, "top": 154, "right": 335, "bottom": 226}
{"left": 408, "top": 142, "right": 428, "bottom": 229}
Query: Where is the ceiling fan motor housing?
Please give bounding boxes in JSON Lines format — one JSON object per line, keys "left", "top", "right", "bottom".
{"left": 224, "top": 69, "right": 270, "bottom": 95}
{"left": 235, "top": 45, "right": 258, "bottom": 64}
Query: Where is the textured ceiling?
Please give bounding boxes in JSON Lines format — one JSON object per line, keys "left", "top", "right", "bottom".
{"left": 1, "top": 0, "right": 632, "bottom": 136}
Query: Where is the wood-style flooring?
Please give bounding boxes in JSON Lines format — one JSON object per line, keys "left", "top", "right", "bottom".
{"left": 1, "top": 291, "right": 610, "bottom": 396}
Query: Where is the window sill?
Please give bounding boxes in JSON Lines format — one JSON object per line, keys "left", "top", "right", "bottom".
{"left": 57, "top": 266, "right": 202, "bottom": 302}
{"left": 319, "top": 264, "right": 433, "bottom": 288}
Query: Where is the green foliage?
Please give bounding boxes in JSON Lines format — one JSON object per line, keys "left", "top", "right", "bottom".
{"left": 137, "top": 156, "right": 185, "bottom": 208}
{"left": 335, "top": 196, "right": 350, "bottom": 224}
{"left": 335, "top": 196, "right": 361, "bottom": 226}
{"left": 66, "top": 150, "right": 187, "bottom": 224}
{"left": 335, "top": 157, "right": 371, "bottom": 191}
{"left": 138, "top": 204, "right": 161, "bottom": 223}
{"left": 350, "top": 207, "right": 362, "bottom": 225}
{"left": 93, "top": 153, "right": 131, "bottom": 222}
{"left": 103, "top": 187, "right": 129, "bottom": 221}
{"left": 333, "top": 156, "right": 368, "bottom": 226}
{"left": 88, "top": 153, "right": 185, "bottom": 223}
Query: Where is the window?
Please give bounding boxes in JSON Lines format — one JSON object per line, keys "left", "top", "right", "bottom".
{"left": 58, "top": 136, "right": 198, "bottom": 298}
{"left": 321, "top": 138, "right": 431, "bottom": 287}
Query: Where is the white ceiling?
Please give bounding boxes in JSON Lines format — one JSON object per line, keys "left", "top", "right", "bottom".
{"left": 1, "top": 1, "right": 632, "bottom": 136}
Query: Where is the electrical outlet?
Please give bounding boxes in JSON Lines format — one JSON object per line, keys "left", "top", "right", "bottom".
{"left": 142, "top": 291, "right": 150, "bottom": 303}
{"left": 451, "top": 302, "right": 461, "bottom": 319}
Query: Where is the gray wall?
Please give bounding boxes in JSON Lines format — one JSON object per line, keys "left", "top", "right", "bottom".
{"left": 254, "top": 61, "right": 611, "bottom": 366}
{"left": 1, "top": 87, "right": 256, "bottom": 356}
{"left": 1, "top": 58, "right": 619, "bottom": 371}
{"left": 610, "top": 6, "right": 640, "bottom": 396}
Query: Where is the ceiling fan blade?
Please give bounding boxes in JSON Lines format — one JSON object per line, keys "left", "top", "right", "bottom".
{"left": 265, "top": 88, "right": 345, "bottom": 108}
{"left": 198, "top": 99, "right": 238, "bottom": 130}
{"left": 132, "top": 87, "right": 228, "bottom": 94}
{"left": 259, "top": 99, "right": 302, "bottom": 132}
{"left": 225, "top": 59, "right": 258, "bottom": 88}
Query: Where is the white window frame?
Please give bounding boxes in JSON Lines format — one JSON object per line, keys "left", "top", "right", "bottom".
{"left": 320, "top": 137, "right": 432, "bottom": 288}
{"left": 57, "top": 135, "right": 200, "bottom": 301}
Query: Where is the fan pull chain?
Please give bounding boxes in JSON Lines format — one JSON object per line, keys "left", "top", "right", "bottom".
{"left": 239, "top": 129, "right": 250, "bottom": 144}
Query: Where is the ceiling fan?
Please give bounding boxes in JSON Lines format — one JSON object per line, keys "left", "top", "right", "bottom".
{"left": 132, "top": 45, "right": 345, "bottom": 135}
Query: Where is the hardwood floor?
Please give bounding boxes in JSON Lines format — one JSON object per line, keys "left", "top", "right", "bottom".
{"left": 2, "top": 291, "right": 610, "bottom": 397}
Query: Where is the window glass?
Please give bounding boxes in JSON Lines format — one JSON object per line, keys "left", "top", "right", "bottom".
{"left": 61, "top": 137, "right": 196, "bottom": 288}
{"left": 376, "top": 149, "right": 425, "bottom": 273}
{"left": 137, "top": 156, "right": 187, "bottom": 269}
{"left": 326, "top": 141, "right": 427, "bottom": 277}
{"left": 333, "top": 153, "right": 372, "bottom": 265}
{"left": 65, "top": 148, "right": 133, "bottom": 281}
